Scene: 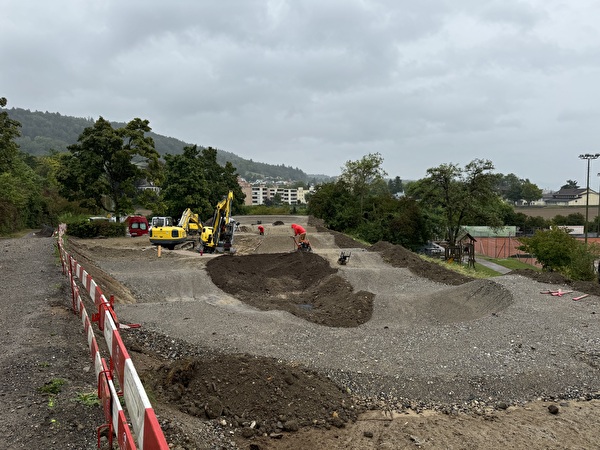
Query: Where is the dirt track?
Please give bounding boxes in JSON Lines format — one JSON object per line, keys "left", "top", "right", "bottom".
{"left": 60, "top": 215, "right": 600, "bottom": 449}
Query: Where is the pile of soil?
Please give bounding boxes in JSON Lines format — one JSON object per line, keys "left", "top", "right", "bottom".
{"left": 369, "top": 241, "right": 474, "bottom": 285}
{"left": 139, "top": 352, "right": 359, "bottom": 437}
{"left": 206, "top": 252, "right": 374, "bottom": 327}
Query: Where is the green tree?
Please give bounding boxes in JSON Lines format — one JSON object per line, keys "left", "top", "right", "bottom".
{"left": 409, "top": 159, "right": 501, "bottom": 246}
{"left": 33, "top": 151, "right": 86, "bottom": 223}
{"left": 307, "top": 180, "right": 360, "bottom": 230}
{"left": 365, "top": 196, "right": 428, "bottom": 250}
{"left": 162, "top": 145, "right": 211, "bottom": 218}
{"left": 0, "top": 97, "right": 22, "bottom": 173}
{"left": 522, "top": 215, "right": 549, "bottom": 234}
{"left": 161, "top": 145, "right": 245, "bottom": 220}
{"left": 495, "top": 174, "right": 542, "bottom": 205}
{"left": 566, "top": 213, "right": 585, "bottom": 226}
{"left": 496, "top": 173, "right": 522, "bottom": 203}
{"left": 339, "top": 152, "right": 388, "bottom": 217}
{"left": 519, "top": 227, "right": 597, "bottom": 280}
{"left": 56, "top": 117, "right": 160, "bottom": 219}
{"left": 387, "top": 176, "right": 404, "bottom": 195}
{"left": 561, "top": 180, "right": 579, "bottom": 189}
{"left": 520, "top": 179, "right": 543, "bottom": 204}
{"left": 308, "top": 178, "right": 427, "bottom": 249}
{"left": 0, "top": 97, "right": 46, "bottom": 233}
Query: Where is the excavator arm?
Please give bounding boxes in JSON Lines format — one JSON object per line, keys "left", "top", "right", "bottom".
{"left": 200, "top": 191, "right": 234, "bottom": 253}
{"left": 178, "top": 208, "right": 201, "bottom": 234}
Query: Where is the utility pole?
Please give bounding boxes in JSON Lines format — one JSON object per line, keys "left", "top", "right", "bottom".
{"left": 579, "top": 154, "right": 600, "bottom": 244}
{"left": 597, "top": 172, "right": 600, "bottom": 236}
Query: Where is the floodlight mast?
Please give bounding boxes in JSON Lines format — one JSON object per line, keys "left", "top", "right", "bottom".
{"left": 578, "top": 153, "right": 600, "bottom": 244}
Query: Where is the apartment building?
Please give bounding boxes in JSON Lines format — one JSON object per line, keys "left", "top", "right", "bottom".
{"left": 238, "top": 179, "right": 313, "bottom": 206}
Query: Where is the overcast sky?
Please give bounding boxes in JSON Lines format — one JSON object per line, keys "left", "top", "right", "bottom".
{"left": 2, "top": 0, "right": 600, "bottom": 190}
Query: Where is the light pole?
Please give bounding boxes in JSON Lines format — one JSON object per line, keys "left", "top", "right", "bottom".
{"left": 597, "top": 172, "right": 600, "bottom": 236}
{"left": 579, "top": 154, "right": 600, "bottom": 244}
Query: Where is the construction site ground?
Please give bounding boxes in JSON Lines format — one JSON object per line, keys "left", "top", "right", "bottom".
{"left": 2, "top": 215, "right": 600, "bottom": 449}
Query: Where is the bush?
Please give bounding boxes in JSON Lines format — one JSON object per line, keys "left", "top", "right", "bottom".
{"left": 519, "top": 227, "right": 599, "bottom": 281}
{"left": 561, "top": 243, "right": 597, "bottom": 281}
{"left": 66, "top": 219, "right": 126, "bottom": 238}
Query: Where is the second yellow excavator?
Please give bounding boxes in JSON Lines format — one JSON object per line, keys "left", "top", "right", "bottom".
{"left": 199, "top": 191, "right": 234, "bottom": 253}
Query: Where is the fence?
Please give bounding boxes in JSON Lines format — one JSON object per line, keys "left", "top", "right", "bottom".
{"left": 57, "top": 224, "right": 169, "bottom": 450}
{"left": 472, "top": 236, "right": 539, "bottom": 266}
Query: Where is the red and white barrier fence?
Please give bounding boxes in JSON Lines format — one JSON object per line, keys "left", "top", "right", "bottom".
{"left": 57, "top": 224, "right": 169, "bottom": 450}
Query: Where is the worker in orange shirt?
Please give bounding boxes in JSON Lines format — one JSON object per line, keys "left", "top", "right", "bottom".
{"left": 291, "top": 223, "right": 307, "bottom": 245}
{"left": 257, "top": 225, "right": 264, "bottom": 235}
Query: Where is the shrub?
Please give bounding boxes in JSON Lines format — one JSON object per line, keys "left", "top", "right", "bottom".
{"left": 519, "top": 227, "right": 599, "bottom": 281}
{"left": 66, "top": 219, "right": 126, "bottom": 238}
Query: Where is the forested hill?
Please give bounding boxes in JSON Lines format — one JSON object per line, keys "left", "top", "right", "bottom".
{"left": 3, "top": 107, "right": 328, "bottom": 182}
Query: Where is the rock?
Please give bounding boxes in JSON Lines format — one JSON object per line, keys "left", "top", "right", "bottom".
{"left": 283, "top": 420, "right": 299, "bottom": 432}
{"left": 364, "top": 431, "right": 374, "bottom": 438}
{"left": 331, "top": 417, "right": 345, "bottom": 428}
{"left": 204, "top": 396, "right": 223, "bottom": 419}
{"left": 187, "top": 406, "right": 202, "bottom": 417}
{"left": 241, "top": 427, "right": 255, "bottom": 438}
{"left": 497, "top": 401, "right": 509, "bottom": 410}
{"left": 548, "top": 404, "right": 559, "bottom": 415}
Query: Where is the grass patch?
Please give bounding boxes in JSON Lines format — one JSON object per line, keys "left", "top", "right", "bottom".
{"left": 38, "top": 378, "right": 66, "bottom": 395}
{"left": 74, "top": 391, "right": 101, "bottom": 407}
{"left": 0, "top": 229, "right": 38, "bottom": 239}
{"left": 472, "top": 262, "right": 503, "bottom": 277}
{"left": 482, "top": 257, "right": 541, "bottom": 271}
{"left": 421, "top": 255, "right": 500, "bottom": 278}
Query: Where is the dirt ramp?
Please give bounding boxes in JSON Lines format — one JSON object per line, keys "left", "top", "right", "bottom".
{"left": 417, "top": 279, "right": 514, "bottom": 324}
{"left": 207, "top": 252, "right": 374, "bottom": 327}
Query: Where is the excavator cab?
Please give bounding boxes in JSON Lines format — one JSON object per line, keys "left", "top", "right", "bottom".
{"left": 151, "top": 217, "right": 173, "bottom": 228}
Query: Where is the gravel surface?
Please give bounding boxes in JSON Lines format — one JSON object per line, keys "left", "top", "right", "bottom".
{"left": 81, "top": 216, "right": 600, "bottom": 407}
{"left": 0, "top": 234, "right": 104, "bottom": 449}
{"left": 6, "top": 216, "right": 599, "bottom": 449}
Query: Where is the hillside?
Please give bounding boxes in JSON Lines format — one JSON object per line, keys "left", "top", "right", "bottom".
{"left": 3, "top": 107, "right": 333, "bottom": 183}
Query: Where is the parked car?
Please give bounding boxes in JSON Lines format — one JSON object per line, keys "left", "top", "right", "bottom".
{"left": 419, "top": 241, "right": 445, "bottom": 257}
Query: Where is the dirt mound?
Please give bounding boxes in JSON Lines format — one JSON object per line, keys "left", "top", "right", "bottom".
{"left": 331, "top": 231, "right": 369, "bottom": 249}
{"left": 139, "top": 352, "right": 358, "bottom": 436}
{"left": 273, "top": 220, "right": 285, "bottom": 226}
{"left": 36, "top": 224, "right": 56, "bottom": 237}
{"left": 419, "top": 279, "right": 514, "bottom": 324}
{"left": 514, "top": 268, "right": 600, "bottom": 298}
{"left": 206, "top": 252, "right": 374, "bottom": 327}
{"left": 369, "top": 241, "right": 474, "bottom": 285}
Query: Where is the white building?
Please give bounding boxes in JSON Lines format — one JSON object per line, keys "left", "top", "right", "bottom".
{"left": 247, "top": 185, "right": 314, "bottom": 206}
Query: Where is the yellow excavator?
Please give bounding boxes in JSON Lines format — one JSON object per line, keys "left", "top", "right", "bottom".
{"left": 200, "top": 191, "right": 234, "bottom": 253}
{"left": 149, "top": 208, "right": 201, "bottom": 249}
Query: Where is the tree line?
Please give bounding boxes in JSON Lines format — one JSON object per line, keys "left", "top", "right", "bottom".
{"left": 0, "top": 98, "right": 244, "bottom": 233}
{"left": 308, "top": 154, "right": 547, "bottom": 249}
{"left": 308, "top": 153, "right": 598, "bottom": 280}
{"left": 2, "top": 106, "right": 311, "bottom": 182}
